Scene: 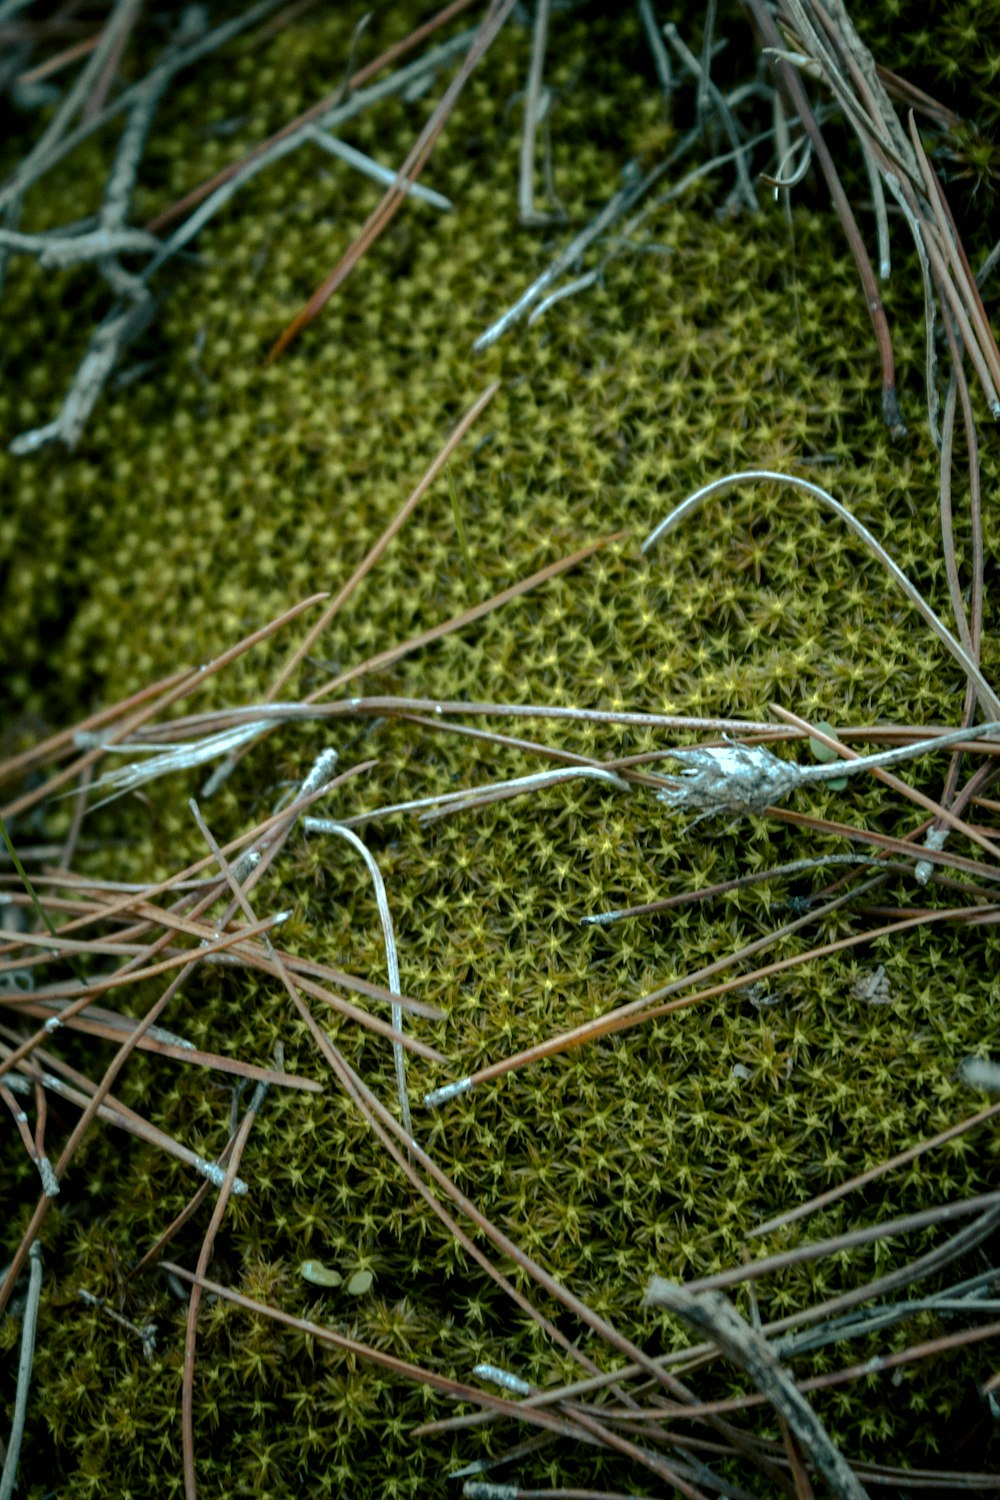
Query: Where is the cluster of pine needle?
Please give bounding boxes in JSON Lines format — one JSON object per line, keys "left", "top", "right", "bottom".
{"left": 2, "top": 0, "right": 1000, "bottom": 1495}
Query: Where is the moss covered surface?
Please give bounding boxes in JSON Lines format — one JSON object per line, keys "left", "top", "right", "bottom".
{"left": 2, "top": 2, "right": 1000, "bottom": 1494}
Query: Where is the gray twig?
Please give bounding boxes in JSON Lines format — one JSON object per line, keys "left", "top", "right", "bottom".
{"left": 10, "top": 298, "right": 154, "bottom": 455}
{"left": 637, "top": 0, "right": 673, "bottom": 100}
{"left": 697, "top": 0, "right": 718, "bottom": 131}
{"left": 6, "top": 0, "right": 143, "bottom": 206}
{"left": 0, "top": 0, "right": 288, "bottom": 215}
{"left": 305, "top": 126, "right": 452, "bottom": 210}
{"left": 100, "top": 47, "right": 184, "bottom": 234}
{"left": 8, "top": 22, "right": 474, "bottom": 455}
{"left": 0, "top": 1241, "right": 43, "bottom": 1500}
{"left": 474, "top": 161, "right": 658, "bottom": 350}
{"left": 663, "top": 22, "right": 758, "bottom": 211}
{"left": 777, "top": 1265, "right": 1000, "bottom": 1360}
{"left": 643, "top": 1280, "right": 869, "bottom": 1500}
{"left": 519, "top": 0, "right": 555, "bottom": 225}
{"left": 0, "top": 226, "right": 162, "bottom": 268}
{"left": 142, "top": 28, "right": 475, "bottom": 280}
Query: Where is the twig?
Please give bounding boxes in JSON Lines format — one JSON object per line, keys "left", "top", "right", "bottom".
{"left": 0, "top": 1047, "right": 252, "bottom": 1191}
{"left": 0, "top": 1241, "right": 42, "bottom": 1500}
{"left": 145, "top": 28, "right": 477, "bottom": 280}
{"left": 163, "top": 1259, "right": 594, "bottom": 1432}
{"left": 0, "top": 225, "right": 160, "bottom": 266}
{"left": 0, "top": 0, "right": 288, "bottom": 215}
{"left": 309, "top": 765, "right": 630, "bottom": 830}
{"left": 696, "top": 0, "right": 718, "bottom": 131}
{"left": 518, "top": 0, "right": 555, "bottom": 225}
{"left": 77, "top": 1288, "right": 156, "bottom": 1359}
{"left": 643, "top": 1281, "right": 868, "bottom": 1500}
{"left": 2, "top": 0, "right": 144, "bottom": 215}
{"left": 581, "top": 853, "right": 893, "bottom": 925}
{"left": 663, "top": 22, "right": 758, "bottom": 212}
{"left": 82, "top": 0, "right": 144, "bottom": 122}
{"left": 290, "top": 1024, "right": 778, "bottom": 1490}
{"left": 637, "top": 0, "right": 673, "bottom": 100}
{"left": 475, "top": 161, "right": 664, "bottom": 350}
{"left": 305, "top": 126, "right": 452, "bottom": 208}
{"left": 145, "top": 0, "right": 479, "bottom": 233}
{"left": 685, "top": 1189, "right": 1000, "bottom": 1298}
{"left": 128, "top": 1130, "right": 239, "bottom": 1279}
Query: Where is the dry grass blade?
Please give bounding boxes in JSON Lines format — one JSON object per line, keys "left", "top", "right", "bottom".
{"left": 305, "top": 819, "right": 410, "bottom": 1134}
{"left": 15, "top": 34, "right": 101, "bottom": 87}
{"left": 0, "top": 1038, "right": 252, "bottom": 1194}
{"left": 161, "top": 1261, "right": 590, "bottom": 1433}
{"left": 269, "top": 382, "right": 498, "bottom": 701}
{"left": 424, "top": 898, "right": 993, "bottom": 1106}
{"left": 760, "top": 0, "right": 1000, "bottom": 423}
{"left": 765, "top": 803, "right": 1000, "bottom": 883}
{"left": 128, "top": 1131, "right": 240, "bottom": 1280}
{"left": 5, "top": 6, "right": 999, "bottom": 1479}
{"left": 769, "top": 706, "right": 1000, "bottom": 863}
{"left": 0, "top": 956, "right": 199, "bottom": 1316}
{"left": 289, "top": 1027, "right": 783, "bottom": 1493}
{"left": 306, "top": 531, "right": 629, "bottom": 702}
{"left": 742, "top": 0, "right": 903, "bottom": 431}
{"left": 642, "top": 470, "right": 1000, "bottom": 719}
{"left": 681, "top": 1190, "right": 1000, "bottom": 1298}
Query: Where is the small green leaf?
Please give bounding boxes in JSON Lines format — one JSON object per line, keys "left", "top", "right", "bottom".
{"left": 299, "top": 1260, "right": 342, "bottom": 1288}
{"left": 346, "top": 1269, "right": 374, "bottom": 1296}
{"left": 808, "top": 721, "right": 848, "bottom": 791}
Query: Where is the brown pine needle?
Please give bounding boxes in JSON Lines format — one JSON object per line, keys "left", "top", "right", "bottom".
{"left": 266, "top": 0, "right": 517, "bottom": 361}
{"left": 269, "top": 382, "right": 499, "bottom": 700}
{"left": 424, "top": 902, "right": 997, "bottom": 1103}
{"left": 0, "top": 592, "right": 328, "bottom": 822}
{"left": 182, "top": 1074, "right": 271, "bottom": 1500}
{"left": 144, "top": 0, "right": 480, "bottom": 235}
{"left": 750, "top": 1097, "right": 1000, "bottom": 1240}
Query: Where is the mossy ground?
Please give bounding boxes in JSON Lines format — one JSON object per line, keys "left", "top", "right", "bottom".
{"left": 2, "top": 3, "right": 1000, "bottom": 1495}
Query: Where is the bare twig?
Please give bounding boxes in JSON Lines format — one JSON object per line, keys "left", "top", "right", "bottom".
{"left": 518, "top": 0, "right": 557, "bottom": 225}
{"left": 643, "top": 1281, "right": 868, "bottom": 1500}
{"left": 0, "top": 1242, "right": 42, "bottom": 1500}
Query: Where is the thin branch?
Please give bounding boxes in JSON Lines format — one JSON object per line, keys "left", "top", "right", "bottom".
{"left": 0, "top": 1242, "right": 42, "bottom": 1500}
{"left": 642, "top": 1282, "right": 867, "bottom": 1500}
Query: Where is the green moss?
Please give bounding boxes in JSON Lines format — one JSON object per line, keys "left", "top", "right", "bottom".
{"left": 3, "top": 2, "right": 1000, "bottom": 1494}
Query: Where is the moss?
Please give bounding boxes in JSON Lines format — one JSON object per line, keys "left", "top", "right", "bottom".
{"left": 3, "top": 2, "right": 1000, "bottom": 1494}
